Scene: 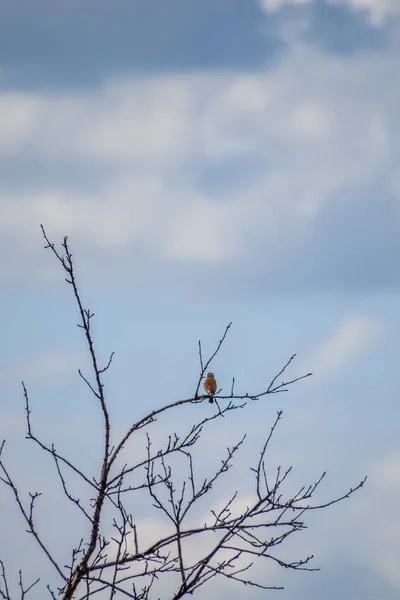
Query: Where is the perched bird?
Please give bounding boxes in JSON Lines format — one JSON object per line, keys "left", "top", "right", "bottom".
{"left": 204, "top": 372, "right": 217, "bottom": 403}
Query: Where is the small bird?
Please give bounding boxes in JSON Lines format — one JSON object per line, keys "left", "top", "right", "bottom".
{"left": 204, "top": 372, "right": 217, "bottom": 403}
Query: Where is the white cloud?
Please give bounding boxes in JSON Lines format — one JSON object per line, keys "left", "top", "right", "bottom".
{"left": 331, "top": 0, "right": 400, "bottom": 26}
{"left": 260, "top": 0, "right": 400, "bottom": 25}
{"left": 4, "top": 350, "right": 85, "bottom": 382}
{"left": 0, "top": 39, "right": 397, "bottom": 279}
{"left": 260, "top": 0, "right": 309, "bottom": 11}
{"left": 366, "top": 452, "right": 400, "bottom": 588}
{"left": 301, "top": 315, "right": 383, "bottom": 381}
{"left": 0, "top": 94, "right": 40, "bottom": 156}
{"left": 319, "top": 449, "right": 400, "bottom": 590}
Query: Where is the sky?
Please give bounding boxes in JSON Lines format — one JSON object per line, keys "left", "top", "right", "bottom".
{"left": 0, "top": 0, "right": 399, "bottom": 598}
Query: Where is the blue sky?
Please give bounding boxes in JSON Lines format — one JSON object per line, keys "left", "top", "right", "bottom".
{"left": 1, "top": 1, "right": 400, "bottom": 598}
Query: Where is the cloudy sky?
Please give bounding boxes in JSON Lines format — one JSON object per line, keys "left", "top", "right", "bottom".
{"left": 1, "top": 1, "right": 399, "bottom": 598}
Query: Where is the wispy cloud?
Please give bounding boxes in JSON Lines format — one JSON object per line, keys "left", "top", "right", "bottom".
{"left": 300, "top": 315, "right": 383, "bottom": 381}
{"left": 260, "top": 0, "right": 400, "bottom": 25}
{"left": 4, "top": 350, "right": 85, "bottom": 382}
{"left": 261, "top": 0, "right": 309, "bottom": 13}
{"left": 0, "top": 39, "right": 397, "bottom": 284}
{"left": 318, "top": 449, "right": 400, "bottom": 590}
{"left": 333, "top": 0, "right": 400, "bottom": 25}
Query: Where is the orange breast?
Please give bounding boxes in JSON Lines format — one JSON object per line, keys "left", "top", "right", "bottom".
{"left": 204, "top": 377, "right": 217, "bottom": 394}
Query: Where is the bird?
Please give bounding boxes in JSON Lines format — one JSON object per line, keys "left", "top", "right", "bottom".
{"left": 203, "top": 372, "right": 217, "bottom": 403}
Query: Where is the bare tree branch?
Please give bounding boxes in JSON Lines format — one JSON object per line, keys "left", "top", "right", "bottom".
{"left": 0, "top": 229, "right": 366, "bottom": 600}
